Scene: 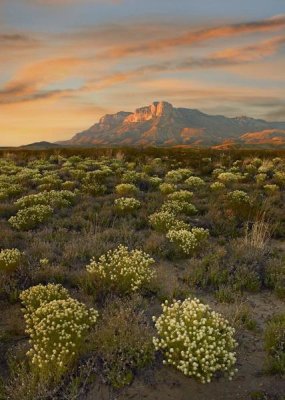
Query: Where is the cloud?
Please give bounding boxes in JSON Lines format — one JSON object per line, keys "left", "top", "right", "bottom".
{"left": 96, "top": 15, "right": 285, "bottom": 60}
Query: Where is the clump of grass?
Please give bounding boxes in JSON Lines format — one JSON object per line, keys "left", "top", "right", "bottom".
{"left": 264, "top": 314, "right": 285, "bottom": 375}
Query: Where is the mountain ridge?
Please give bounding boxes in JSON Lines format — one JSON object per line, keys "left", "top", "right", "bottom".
{"left": 59, "top": 101, "right": 285, "bottom": 148}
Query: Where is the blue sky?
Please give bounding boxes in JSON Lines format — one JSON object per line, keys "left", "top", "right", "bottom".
{"left": 0, "top": 0, "right": 284, "bottom": 145}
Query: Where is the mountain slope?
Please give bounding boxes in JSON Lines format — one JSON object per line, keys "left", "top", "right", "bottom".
{"left": 60, "top": 101, "right": 285, "bottom": 147}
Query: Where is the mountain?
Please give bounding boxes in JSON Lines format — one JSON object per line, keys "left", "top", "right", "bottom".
{"left": 59, "top": 101, "right": 285, "bottom": 148}
{"left": 21, "top": 141, "right": 62, "bottom": 150}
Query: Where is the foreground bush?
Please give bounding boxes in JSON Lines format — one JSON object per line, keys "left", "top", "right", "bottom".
{"left": 20, "top": 285, "right": 98, "bottom": 382}
{"left": 264, "top": 314, "right": 285, "bottom": 375}
{"left": 92, "top": 297, "right": 154, "bottom": 388}
{"left": 0, "top": 248, "right": 22, "bottom": 273}
{"left": 20, "top": 283, "right": 70, "bottom": 314}
{"left": 166, "top": 228, "right": 209, "bottom": 256}
{"left": 9, "top": 205, "right": 53, "bottom": 230}
{"left": 86, "top": 245, "right": 155, "bottom": 294}
{"left": 153, "top": 298, "right": 237, "bottom": 383}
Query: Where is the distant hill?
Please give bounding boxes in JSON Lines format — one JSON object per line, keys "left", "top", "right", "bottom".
{"left": 58, "top": 101, "right": 285, "bottom": 148}
{"left": 20, "top": 141, "right": 62, "bottom": 150}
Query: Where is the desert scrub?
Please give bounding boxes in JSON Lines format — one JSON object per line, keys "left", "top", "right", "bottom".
{"left": 159, "top": 183, "right": 177, "bottom": 195}
{"left": 91, "top": 297, "right": 154, "bottom": 388}
{"left": 264, "top": 314, "right": 285, "bottom": 375}
{"left": 23, "top": 298, "right": 98, "bottom": 381}
{"left": 153, "top": 298, "right": 237, "bottom": 383}
{"left": 210, "top": 182, "right": 225, "bottom": 191}
{"left": 20, "top": 283, "right": 70, "bottom": 314}
{"left": 265, "top": 259, "right": 285, "bottom": 299}
{"left": 263, "top": 184, "right": 279, "bottom": 194}
{"left": 149, "top": 210, "right": 188, "bottom": 233}
{"left": 217, "top": 172, "right": 242, "bottom": 184}
{"left": 185, "top": 176, "right": 205, "bottom": 189}
{"left": 166, "top": 228, "right": 209, "bottom": 256}
{"left": 161, "top": 200, "right": 197, "bottom": 216}
{"left": 114, "top": 197, "right": 141, "bottom": 213}
{"left": 115, "top": 183, "right": 138, "bottom": 196}
{"left": 15, "top": 190, "right": 76, "bottom": 209}
{"left": 0, "top": 248, "right": 22, "bottom": 273}
{"left": 9, "top": 204, "right": 53, "bottom": 230}
{"left": 86, "top": 245, "right": 155, "bottom": 294}
{"left": 165, "top": 169, "right": 193, "bottom": 183}
{"left": 167, "top": 190, "right": 193, "bottom": 202}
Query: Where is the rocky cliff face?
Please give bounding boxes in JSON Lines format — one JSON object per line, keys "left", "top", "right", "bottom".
{"left": 60, "top": 101, "right": 285, "bottom": 147}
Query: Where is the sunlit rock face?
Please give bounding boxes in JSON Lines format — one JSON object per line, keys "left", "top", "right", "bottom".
{"left": 59, "top": 101, "right": 285, "bottom": 147}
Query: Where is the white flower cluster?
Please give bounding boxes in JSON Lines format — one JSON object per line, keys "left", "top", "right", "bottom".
{"left": 114, "top": 197, "right": 141, "bottom": 213}
{"left": 217, "top": 172, "right": 241, "bottom": 184}
{"left": 115, "top": 183, "right": 138, "bottom": 196}
{"left": 15, "top": 190, "right": 76, "bottom": 209}
{"left": 167, "top": 190, "right": 193, "bottom": 202}
{"left": 153, "top": 298, "right": 238, "bottom": 383}
{"left": 165, "top": 169, "right": 193, "bottom": 183}
{"left": 227, "top": 190, "right": 251, "bottom": 206}
{"left": 185, "top": 176, "right": 205, "bottom": 189}
{"left": 166, "top": 228, "right": 209, "bottom": 256}
{"left": 20, "top": 284, "right": 98, "bottom": 379}
{"left": 162, "top": 200, "right": 197, "bottom": 216}
{"left": 20, "top": 283, "right": 70, "bottom": 314}
{"left": 86, "top": 245, "right": 155, "bottom": 293}
{"left": 149, "top": 210, "right": 188, "bottom": 233}
{"left": 9, "top": 204, "right": 53, "bottom": 230}
{"left": 159, "top": 183, "right": 177, "bottom": 195}
{"left": 0, "top": 248, "right": 22, "bottom": 273}
{"left": 210, "top": 182, "right": 225, "bottom": 191}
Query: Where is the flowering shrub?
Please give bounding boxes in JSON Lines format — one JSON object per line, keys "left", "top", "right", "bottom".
{"left": 114, "top": 197, "right": 141, "bottom": 213}
{"left": 255, "top": 173, "right": 267, "bottom": 184}
{"left": 159, "top": 183, "right": 177, "bottom": 195}
{"left": 273, "top": 171, "right": 285, "bottom": 186}
{"left": 149, "top": 210, "right": 188, "bottom": 233}
{"left": 166, "top": 228, "right": 209, "bottom": 256}
{"left": 148, "top": 176, "right": 163, "bottom": 188}
{"left": 115, "top": 183, "right": 138, "bottom": 196}
{"left": 82, "top": 182, "right": 107, "bottom": 196}
{"left": 210, "top": 182, "right": 225, "bottom": 191}
{"left": 167, "top": 190, "right": 193, "bottom": 202}
{"left": 86, "top": 245, "right": 155, "bottom": 294}
{"left": 165, "top": 169, "right": 193, "bottom": 183}
{"left": 227, "top": 190, "right": 251, "bottom": 208}
{"left": 0, "top": 184, "right": 23, "bottom": 201}
{"left": 20, "top": 283, "right": 70, "bottom": 314}
{"left": 9, "top": 205, "right": 53, "bottom": 230}
{"left": 24, "top": 298, "right": 98, "bottom": 380}
{"left": 185, "top": 176, "right": 205, "bottom": 189}
{"left": 264, "top": 184, "right": 279, "bottom": 194}
{"left": 15, "top": 190, "right": 76, "bottom": 209}
{"left": 217, "top": 172, "right": 241, "bottom": 184}
{"left": 0, "top": 248, "right": 22, "bottom": 273}
{"left": 162, "top": 200, "right": 197, "bottom": 216}
{"left": 153, "top": 298, "right": 237, "bottom": 383}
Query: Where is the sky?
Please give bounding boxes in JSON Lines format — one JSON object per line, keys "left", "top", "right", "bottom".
{"left": 0, "top": 0, "right": 285, "bottom": 146}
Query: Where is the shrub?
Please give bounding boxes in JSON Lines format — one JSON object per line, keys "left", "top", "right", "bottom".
{"left": 91, "top": 297, "right": 154, "bottom": 388}
{"left": 114, "top": 197, "right": 141, "bottom": 213}
{"left": 82, "top": 182, "right": 107, "bottom": 196}
{"left": 264, "top": 184, "right": 279, "bottom": 194}
{"left": 185, "top": 176, "right": 205, "bottom": 189}
{"left": 20, "top": 283, "right": 70, "bottom": 314}
{"left": 159, "top": 183, "right": 177, "bottom": 195}
{"left": 210, "top": 182, "right": 225, "bottom": 191}
{"left": 167, "top": 190, "right": 193, "bottom": 202}
{"left": 217, "top": 172, "right": 241, "bottom": 184}
{"left": 115, "top": 183, "right": 138, "bottom": 196}
{"left": 9, "top": 205, "right": 53, "bottom": 230}
{"left": 86, "top": 245, "right": 155, "bottom": 294}
{"left": 153, "top": 298, "right": 237, "bottom": 383}
{"left": 264, "top": 314, "right": 285, "bottom": 375}
{"left": 166, "top": 228, "right": 209, "bottom": 256}
{"left": 23, "top": 298, "right": 98, "bottom": 381}
{"left": 265, "top": 260, "right": 285, "bottom": 299}
{"left": 165, "top": 169, "right": 192, "bottom": 183}
{"left": 0, "top": 248, "right": 22, "bottom": 273}
{"left": 161, "top": 200, "right": 197, "bottom": 216}
{"left": 149, "top": 210, "right": 188, "bottom": 233}
{"left": 15, "top": 190, "right": 76, "bottom": 209}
